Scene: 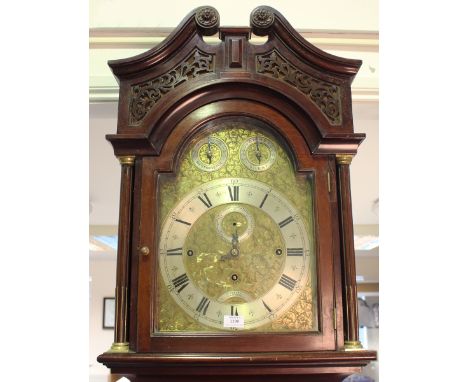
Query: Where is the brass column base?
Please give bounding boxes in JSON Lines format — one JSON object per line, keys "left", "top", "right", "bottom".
{"left": 106, "top": 342, "right": 130, "bottom": 353}
{"left": 344, "top": 340, "right": 364, "bottom": 351}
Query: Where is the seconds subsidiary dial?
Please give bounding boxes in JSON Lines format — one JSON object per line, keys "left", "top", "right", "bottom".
{"left": 159, "top": 178, "right": 310, "bottom": 330}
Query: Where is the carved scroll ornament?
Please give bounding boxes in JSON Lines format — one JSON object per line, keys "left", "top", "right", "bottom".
{"left": 195, "top": 6, "right": 220, "bottom": 35}
{"left": 250, "top": 6, "right": 275, "bottom": 32}
{"left": 256, "top": 50, "right": 342, "bottom": 125}
{"left": 129, "top": 50, "right": 214, "bottom": 126}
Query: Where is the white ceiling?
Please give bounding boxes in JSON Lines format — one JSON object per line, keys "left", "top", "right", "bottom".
{"left": 90, "top": 0, "right": 378, "bottom": 31}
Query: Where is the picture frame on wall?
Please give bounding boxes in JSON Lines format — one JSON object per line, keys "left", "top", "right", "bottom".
{"left": 102, "top": 297, "right": 115, "bottom": 329}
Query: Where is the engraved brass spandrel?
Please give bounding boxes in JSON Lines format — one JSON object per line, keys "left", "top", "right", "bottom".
{"left": 157, "top": 277, "right": 214, "bottom": 333}
{"left": 270, "top": 276, "right": 316, "bottom": 331}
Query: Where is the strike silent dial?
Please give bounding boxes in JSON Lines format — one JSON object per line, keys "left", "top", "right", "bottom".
{"left": 239, "top": 135, "right": 277, "bottom": 172}
{"left": 191, "top": 136, "right": 228, "bottom": 172}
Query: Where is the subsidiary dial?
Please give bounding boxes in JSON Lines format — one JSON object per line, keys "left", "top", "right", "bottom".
{"left": 191, "top": 136, "right": 228, "bottom": 172}
{"left": 239, "top": 135, "right": 277, "bottom": 171}
{"left": 215, "top": 205, "right": 254, "bottom": 243}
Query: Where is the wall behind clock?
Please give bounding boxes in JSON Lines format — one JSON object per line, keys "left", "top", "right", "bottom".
{"left": 89, "top": 255, "right": 116, "bottom": 380}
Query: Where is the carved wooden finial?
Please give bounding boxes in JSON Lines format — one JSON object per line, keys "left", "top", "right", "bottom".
{"left": 250, "top": 6, "right": 275, "bottom": 36}
{"left": 195, "top": 6, "right": 220, "bottom": 36}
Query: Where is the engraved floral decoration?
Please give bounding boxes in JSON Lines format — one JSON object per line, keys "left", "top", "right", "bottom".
{"left": 256, "top": 50, "right": 342, "bottom": 125}
{"left": 271, "top": 281, "right": 315, "bottom": 331}
{"left": 251, "top": 7, "right": 274, "bottom": 29}
{"left": 129, "top": 49, "right": 214, "bottom": 125}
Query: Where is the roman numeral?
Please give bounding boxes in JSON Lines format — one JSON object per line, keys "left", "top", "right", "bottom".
{"left": 175, "top": 218, "right": 191, "bottom": 226}
{"left": 262, "top": 300, "right": 272, "bottom": 313}
{"left": 228, "top": 185, "right": 239, "bottom": 201}
{"left": 286, "top": 248, "right": 304, "bottom": 256}
{"left": 231, "top": 305, "right": 239, "bottom": 316}
{"left": 172, "top": 273, "right": 189, "bottom": 293}
{"left": 278, "top": 274, "right": 297, "bottom": 291}
{"left": 197, "top": 193, "right": 212, "bottom": 208}
{"left": 278, "top": 216, "right": 294, "bottom": 228}
{"left": 259, "top": 192, "right": 269, "bottom": 209}
{"left": 166, "top": 247, "right": 183, "bottom": 256}
{"left": 195, "top": 297, "right": 210, "bottom": 315}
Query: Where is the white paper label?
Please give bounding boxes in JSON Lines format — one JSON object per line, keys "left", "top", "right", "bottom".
{"left": 223, "top": 315, "right": 244, "bottom": 328}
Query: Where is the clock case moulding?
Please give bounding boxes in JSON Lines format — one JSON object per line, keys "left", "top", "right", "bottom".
{"left": 97, "top": 5, "right": 377, "bottom": 382}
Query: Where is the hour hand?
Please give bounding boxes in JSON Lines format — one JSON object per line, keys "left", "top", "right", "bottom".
{"left": 221, "top": 230, "right": 240, "bottom": 261}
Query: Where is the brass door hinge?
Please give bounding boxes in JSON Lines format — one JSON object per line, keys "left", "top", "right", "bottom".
{"left": 327, "top": 171, "right": 331, "bottom": 193}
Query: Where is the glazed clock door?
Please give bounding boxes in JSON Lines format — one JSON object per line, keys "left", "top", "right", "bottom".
{"left": 134, "top": 117, "right": 340, "bottom": 353}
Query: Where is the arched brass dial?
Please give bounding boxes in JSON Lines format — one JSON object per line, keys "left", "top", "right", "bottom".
{"left": 156, "top": 121, "right": 317, "bottom": 333}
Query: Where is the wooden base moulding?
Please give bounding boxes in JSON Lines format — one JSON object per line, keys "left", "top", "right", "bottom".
{"left": 98, "top": 350, "right": 377, "bottom": 382}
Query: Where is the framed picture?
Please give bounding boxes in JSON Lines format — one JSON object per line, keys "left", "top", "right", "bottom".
{"left": 103, "top": 297, "right": 115, "bottom": 329}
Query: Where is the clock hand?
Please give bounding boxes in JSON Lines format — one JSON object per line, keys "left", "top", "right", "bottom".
{"left": 231, "top": 227, "right": 239, "bottom": 246}
{"left": 255, "top": 136, "right": 262, "bottom": 164}
{"left": 206, "top": 136, "right": 213, "bottom": 164}
{"left": 221, "top": 227, "right": 240, "bottom": 261}
{"left": 230, "top": 227, "right": 240, "bottom": 257}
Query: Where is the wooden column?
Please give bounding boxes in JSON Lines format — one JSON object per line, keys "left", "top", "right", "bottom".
{"left": 336, "top": 154, "right": 363, "bottom": 350}
{"left": 108, "top": 155, "right": 135, "bottom": 353}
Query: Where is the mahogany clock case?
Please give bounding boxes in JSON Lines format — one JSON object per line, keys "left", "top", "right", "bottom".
{"left": 134, "top": 112, "right": 338, "bottom": 353}
{"left": 97, "top": 5, "right": 377, "bottom": 381}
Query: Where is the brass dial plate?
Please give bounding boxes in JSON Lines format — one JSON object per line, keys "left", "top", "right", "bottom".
{"left": 159, "top": 178, "right": 310, "bottom": 330}
{"left": 155, "top": 120, "right": 318, "bottom": 333}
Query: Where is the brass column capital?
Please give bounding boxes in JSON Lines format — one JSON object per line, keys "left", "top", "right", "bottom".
{"left": 118, "top": 155, "right": 136, "bottom": 166}
{"left": 336, "top": 154, "right": 354, "bottom": 165}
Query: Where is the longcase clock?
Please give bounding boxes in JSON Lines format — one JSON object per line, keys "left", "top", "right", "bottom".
{"left": 97, "top": 6, "right": 377, "bottom": 381}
